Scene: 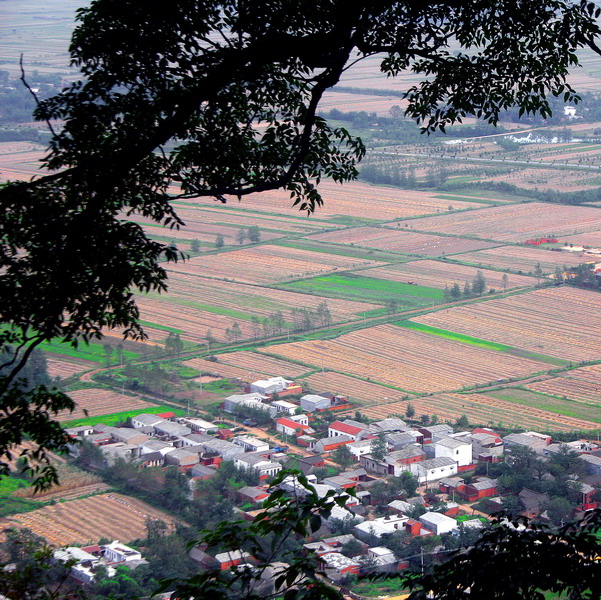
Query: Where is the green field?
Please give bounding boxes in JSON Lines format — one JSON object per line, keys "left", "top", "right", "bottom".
{"left": 63, "top": 406, "right": 186, "bottom": 428}
{"left": 39, "top": 339, "right": 141, "bottom": 365}
{"left": 273, "top": 239, "right": 405, "bottom": 262}
{"left": 487, "top": 388, "right": 601, "bottom": 423}
{"left": 280, "top": 273, "right": 444, "bottom": 305}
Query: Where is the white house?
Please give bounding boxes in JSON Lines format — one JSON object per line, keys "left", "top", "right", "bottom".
{"left": 300, "top": 394, "right": 332, "bottom": 412}
{"left": 354, "top": 514, "right": 408, "bottom": 540}
{"left": 103, "top": 541, "right": 143, "bottom": 564}
{"left": 410, "top": 457, "right": 458, "bottom": 483}
{"left": 347, "top": 439, "right": 375, "bottom": 460}
{"left": 130, "top": 414, "right": 165, "bottom": 429}
{"left": 269, "top": 399, "right": 298, "bottom": 417}
{"left": 178, "top": 417, "right": 218, "bottom": 433}
{"left": 419, "top": 512, "right": 458, "bottom": 535}
{"left": 432, "top": 437, "right": 472, "bottom": 467}
{"left": 250, "top": 377, "right": 292, "bottom": 395}
{"left": 232, "top": 435, "right": 270, "bottom": 453}
{"left": 223, "top": 393, "right": 268, "bottom": 413}
{"left": 234, "top": 452, "right": 282, "bottom": 478}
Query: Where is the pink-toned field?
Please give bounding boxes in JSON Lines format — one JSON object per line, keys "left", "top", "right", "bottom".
{"left": 406, "top": 203, "right": 601, "bottom": 242}
{"left": 57, "top": 388, "right": 156, "bottom": 422}
{"left": 183, "top": 357, "right": 253, "bottom": 380}
{"left": 562, "top": 231, "right": 601, "bottom": 248}
{"left": 525, "top": 363, "right": 601, "bottom": 406}
{"left": 0, "top": 493, "right": 177, "bottom": 546}
{"left": 355, "top": 391, "right": 599, "bottom": 432}
{"left": 215, "top": 351, "right": 310, "bottom": 379}
{"left": 412, "top": 287, "right": 601, "bottom": 363}
{"left": 224, "top": 180, "right": 488, "bottom": 221}
{"left": 171, "top": 244, "right": 378, "bottom": 285}
{"left": 136, "top": 275, "right": 379, "bottom": 344}
{"left": 298, "top": 371, "right": 412, "bottom": 404}
{"left": 46, "top": 356, "right": 96, "bottom": 379}
{"left": 263, "top": 324, "right": 550, "bottom": 394}
{"left": 0, "top": 142, "right": 47, "bottom": 182}
{"left": 365, "top": 259, "right": 537, "bottom": 290}
{"left": 320, "top": 91, "right": 407, "bottom": 117}
{"left": 452, "top": 245, "right": 592, "bottom": 273}
{"left": 308, "top": 227, "right": 500, "bottom": 256}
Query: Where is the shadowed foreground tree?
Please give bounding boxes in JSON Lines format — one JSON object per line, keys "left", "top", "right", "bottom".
{"left": 2, "top": 0, "right": 601, "bottom": 486}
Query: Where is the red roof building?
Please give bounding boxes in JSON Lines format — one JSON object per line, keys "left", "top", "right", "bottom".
{"left": 328, "top": 421, "right": 365, "bottom": 441}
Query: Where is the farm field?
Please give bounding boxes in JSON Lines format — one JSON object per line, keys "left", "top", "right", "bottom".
{"left": 562, "top": 230, "right": 601, "bottom": 247}
{"left": 405, "top": 202, "right": 601, "bottom": 242}
{"left": 0, "top": 142, "right": 47, "bottom": 182}
{"left": 525, "top": 363, "right": 601, "bottom": 406}
{"left": 0, "top": 493, "right": 178, "bottom": 546}
{"left": 365, "top": 260, "right": 537, "bottom": 290}
{"left": 280, "top": 272, "right": 443, "bottom": 306}
{"left": 215, "top": 351, "right": 312, "bottom": 379}
{"left": 320, "top": 90, "right": 406, "bottom": 116}
{"left": 56, "top": 388, "right": 157, "bottom": 422}
{"left": 183, "top": 357, "right": 255, "bottom": 381}
{"left": 308, "top": 227, "right": 501, "bottom": 256}
{"left": 486, "top": 387, "right": 601, "bottom": 423}
{"left": 46, "top": 356, "right": 97, "bottom": 379}
{"left": 451, "top": 245, "right": 591, "bottom": 274}
{"left": 136, "top": 275, "right": 379, "bottom": 344}
{"left": 169, "top": 244, "right": 380, "bottom": 285}
{"left": 298, "top": 371, "right": 412, "bottom": 405}
{"left": 355, "top": 391, "right": 599, "bottom": 432}
{"left": 223, "top": 180, "right": 489, "bottom": 221}
{"left": 262, "top": 324, "right": 551, "bottom": 394}
{"left": 411, "top": 286, "right": 601, "bottom": 363}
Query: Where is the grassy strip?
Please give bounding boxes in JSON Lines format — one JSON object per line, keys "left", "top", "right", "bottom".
{"left": 435, "top": 194, "right": 500, "bottom": 205}
{"left": 63, "top": 406, "right": 186, "bottom": 428}
{"left": 393, "top": 321, "right": 569, "bottom": 366}
{"left": 280, "top": 273, "right": 444, "bottom": 304}
{"left": 273, "top": 239, "right": 402, "bottom": 262}
{"left": 0, "top": 495, "right": 41, "bottom": 519}
{"left": 40, "top": 340, "right": 141, "bottom": 365}
{"left": 139, "top": 320, "right": 184, "bottom": 334}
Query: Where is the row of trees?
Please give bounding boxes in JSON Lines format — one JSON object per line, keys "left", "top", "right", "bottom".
{"left": 443, "top": 270, "right": 490, "bottom": 302}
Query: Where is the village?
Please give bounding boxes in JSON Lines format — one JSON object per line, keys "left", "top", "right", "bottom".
{"left": 57, "top": 374, "right": 601, "bottom": 592}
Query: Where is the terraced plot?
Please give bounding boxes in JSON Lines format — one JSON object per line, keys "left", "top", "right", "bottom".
{"left": 262, "top": 324, "right": 550, "bottom": 394}
{"left": 365, "top": 260, "right": 537, "bottom": 290}
{"left": 356, "top": 391, "right": 599, "bottom": 432}
{"left": 57, "top": 388, "right": 156, "bottom": 422}
{"left": 0, "top": 493, "right": 177, "bottom": 546}
{"left": 309, "top": 227, "right": 500, "bottom": 256}
{"left": 406, "top": 203, "right": 601, "bottom": 242}
{"left": 46, "top": 357, "right": 96, "bottom": 379}
{"left": 412, "top": 287, "right": 601, "bottom": 363}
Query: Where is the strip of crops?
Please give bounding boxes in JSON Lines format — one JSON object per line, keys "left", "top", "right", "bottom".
{"left": 215, "top": 351, "right": 311, "bottom": 378}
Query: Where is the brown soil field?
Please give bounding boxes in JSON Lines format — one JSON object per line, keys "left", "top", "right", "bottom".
{"left": 223, "top": 180, "right": 488, "bottom": 221}
{"left": 355, "top": 391, "right": 599, "bottom": 432}
{"left": 46, "top": 356, "right": 97, "bottom": 379}
{"left": 57, "top": 388, "right": 156, "bottom": 422}
{"left": 365, "top": 259, "right": 537, "bottom": 290}
{"left": 263, "top": 324, "right": 550, "bottom": 394}
{"left": 136, "top": 275, "right": 379, "bottom": 344}
{"left": 298, "top": 371, "right": 411, "bottom": 405}
{"left": 171, "top": 244, "right": 379, "bottom": 285}
{"left": 215, "top": 351, "right": 311, "bottom": 379}
{"left": 408, "top": 202, "right": 601, "bottom": 242}
{"left": 308, "top": 227, "right": 500, "bottom": 256}
{"left": 0, "top": 493, "right": 178, "bottom": 546}
{"left": 525, "top": 363, "right": 601, "bottom": 406}
{"left": 412, "top": 287, "right": 601, "bottom": 363}
{"left": 0, "top": 142, "right": 47, "bottom": 182}
{"left": 486, "top": 168, "right": 600, "bottom": 193}
{"left": 320, "top": 91, "right": 408, "bottom": 116}
{"left": 183, "top": 357, "right": 252, "bottom": 380}
{"left": 562, "top": 231, "right": 601, "bottom": 247}
{"left": 452, "top": 245, "right": 590, "bottom": 273}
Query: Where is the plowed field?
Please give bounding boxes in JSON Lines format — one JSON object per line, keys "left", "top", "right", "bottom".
{"left": 262, "top": 324, "right": 549, "bottom": 394}
{"left": 412, "top": 287, "right": 601, "bottom": 363}
{"left": 309, "top": 228, "right": 499, "bottom": 256}
{"left": 526, "top": 363, "right": 601, "bottom": 406}
{"left": 406, "top": 203, "right": 601, "bottom": 242}
{"left": 57, "top": 388, "right": 155, "bottom": 422}
{"left": 366, "top": 260, "right": 537, "bottom": 290}
{"left": 356, "top": 391, "right": 599, "bottom": 432}
{"left": 0, "top": 493, "right": 177, "bottom": 546}
{"left": 215, "top": 351, "right": 310, "bottom": 378}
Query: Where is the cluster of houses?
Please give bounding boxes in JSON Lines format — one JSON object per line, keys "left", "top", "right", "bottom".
{"left": 64, "top": 374, "right": 601, "bottom": 586}
{"left": 53, "top": 540, "right": 146, "bottom": 584}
